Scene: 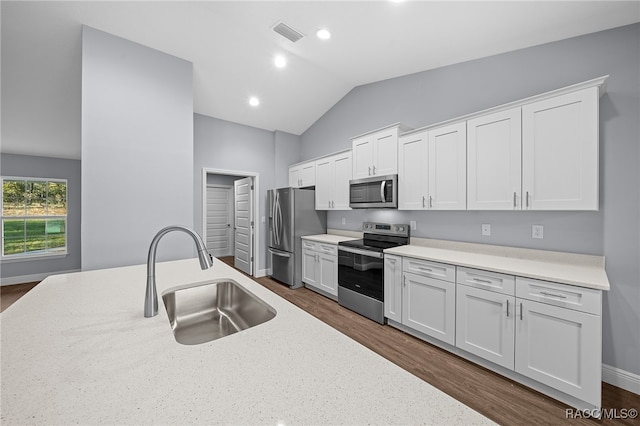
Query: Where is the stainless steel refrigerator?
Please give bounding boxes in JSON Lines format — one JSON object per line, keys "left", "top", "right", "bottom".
{"left": 268, "top": 187, "right": 327, "bottom": 288}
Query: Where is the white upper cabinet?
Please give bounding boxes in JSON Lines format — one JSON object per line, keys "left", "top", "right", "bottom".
{"left": 467, "top": 107, "right": 522, "bottom": 210}
{"left": 428, "top": 122, "right": 467, "bottom": 210}
{"left": 352, "top": 124, "right": 409, "bottom": 179}
{"left": 522, "top": 86, "right": 599, "bottom": 210}
{"left": 289, "top": 161, "right": 316, "bottom": 188}
{"left": 398, "top": 132, "right": 428, "bottom": 210}
{"left": 315, "top": 151, "right": 352, "bottom": 210}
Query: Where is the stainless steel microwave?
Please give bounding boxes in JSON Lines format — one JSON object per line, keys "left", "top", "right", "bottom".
{"left": 349, "top": 175, "right": 398, "bottom": 209}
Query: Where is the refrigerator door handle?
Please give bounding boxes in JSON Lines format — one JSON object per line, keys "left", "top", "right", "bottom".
{"left": 269, "top": 248, "right": 291, "bottom": 258}
{"left": 276, "top": 194, "right": 284, "bottom": 247}
{"left": 274, "top": 192, "right": 280, "bottom": 246}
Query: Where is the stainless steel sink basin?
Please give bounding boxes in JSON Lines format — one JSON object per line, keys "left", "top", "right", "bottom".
{"left": 161, "top": 279, "right": 276, "bottom": 345}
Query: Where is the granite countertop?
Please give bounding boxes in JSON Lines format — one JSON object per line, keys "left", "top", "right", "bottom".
{"left": 385, "top": 243, "right": 610, "bottom": 291}
{"left": 301, "top": 234, "right": 356, "bottom": 244}
{"left": 0, "top": 257, "right": 493, "bottom": 425}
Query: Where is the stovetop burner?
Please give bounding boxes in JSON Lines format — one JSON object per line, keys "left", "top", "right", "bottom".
{"left": 338, "top": 222, "right": 409, "bottom": 253}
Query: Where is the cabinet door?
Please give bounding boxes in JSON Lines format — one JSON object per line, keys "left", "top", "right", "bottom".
{"left": 289, "top": 166, "right": 301, "bottom": 188}
{"left": 456, "top": 285, "right": 515, "bottom": 369}
{"left": 317, "top": 253, "right": 338, "bottom": 296}
{"left": 299, "top": 162, "right": 316, "bottom": 187}
{"left": 301, "top": 249, "right": 318, "bottom": 287}
{"left": 398, "top": 132, "right": 428, "bottom": 210}
{"left": 515, "top": 298, "right": 601, "bottom": 406}
{"left": 403, "top": 272, "right": 455, "bottom": 345}
{"left": 428, "top": 122, "right": 467, "bottom": 210}
{"left": 522, "top": 87, "right": 599, "bottom": 210}
{"left": 384, "top": 255, "right": 403, "bottom": 322}
{"left": 373, "top": 128, "right": 399, "bottom": 176}
{"left": 467, "top": 108, "right": 522, "bottom": 210}
{"left": 352, "top": 135, "right": 374, "bottom": 179}
{"left": 332, "top": 151, "right": 352, "bottom": 210}
{"left": 315, "top": 158, "right": 333, "bottom": 210}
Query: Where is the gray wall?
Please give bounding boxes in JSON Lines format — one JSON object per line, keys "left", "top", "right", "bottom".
{"left": 194, "top": 114, "right": 276, "bottom": 273}
{"left": 274, "top": 130, "right": 301, "bottom": 188}
{"left": 81, "top": 26, "right": 195, "bottom": 270}
{"left": 0, "top": 154, "right": 81, "bottom": 281}
{"left": 301, "top": 24, "right": 640, "bottom": 375}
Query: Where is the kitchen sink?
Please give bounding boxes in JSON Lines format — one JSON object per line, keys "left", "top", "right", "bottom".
{"left": 161, "top": 279, "right": 276, "bottom": 345}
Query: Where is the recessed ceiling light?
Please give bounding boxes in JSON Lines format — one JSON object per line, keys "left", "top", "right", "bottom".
{"left": 316, "top": 28, "right": 331, "bottom": 40}
{"left": 274, "top": 55, "right": 287, "bottom": 68}
{"left": 249, "top": 97, "right": 260, "bottom": 107}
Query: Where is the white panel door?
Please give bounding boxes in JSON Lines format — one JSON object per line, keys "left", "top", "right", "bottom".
{"left": 374, "top": 128, "right": 399, "bottom": 176}
{"left": 403, "top": 272, "right": 456, "bottom": 345}
{"left": 206, "top": 185, "right": 233, "bottom": 258}
{"left": 332, "top": 151, "right": 352, "bottom": 210}
{"left": 289, "top": 166, "right": 301, "bottom": 188}
{"left": 384, "top": 255, "right": 403, "bottom": 322}
{"left": 299, "top": 162, "right": 316, "bottom": 187}
{"left": 317, "top": 253, "right": 338, "bottom": 296}
{"left": 428, "top": 122, "right": 467, "bottom": 210}
{"left": 456, "top": 285, "right": 515, "bottom": 369}
{"left": 352, "top": 135, "right": 374, "bottom": 179}
{"left": 515, "top": 298, "right": 601, "bottom": 406}
{"left": 301, "top": 249, "right": 318, "bottom": 287}
{"left": 398, "top": 132, "right": 428, "bottom": 210}
{"left": 522, "top": 87, "right": 599, "bottom": 210}
{"left": 234, "top": 177, "right": 253, "bottom": 275}
{"left": 467, "top": 108, "right": 522, "bottom": 210}
{"left": 315, "top": 157, "right": 333, "bottom": 210}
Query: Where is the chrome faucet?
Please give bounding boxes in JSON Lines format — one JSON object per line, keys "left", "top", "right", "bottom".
{"left": 144, "top": 225, "right": 213, "bottom": 317}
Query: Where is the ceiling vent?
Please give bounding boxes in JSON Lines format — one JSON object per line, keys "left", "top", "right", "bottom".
{"left": 272, "top": 21, "right": 305, "bottom": 43}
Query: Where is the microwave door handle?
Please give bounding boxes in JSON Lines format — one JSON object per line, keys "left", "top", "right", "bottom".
{"left": 380, "top": 180, "right": 386, "bottom": 202}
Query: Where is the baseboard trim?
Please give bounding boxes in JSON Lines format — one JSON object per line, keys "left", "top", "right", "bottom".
{"left": 254, "top": 268, "right": 267, "bottom": 278}
{"left": 602, "top": 364, "right": 640, "bottom": 395}
{"left": 0, "top": 269, "right": 80, "bottom": 286}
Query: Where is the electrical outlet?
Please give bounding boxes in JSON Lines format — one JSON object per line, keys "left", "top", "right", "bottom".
{"left": 261, "top": 216, "right": 265, "bottom": 223}
{"left": 410, "top": 220, "right": 417, "bottom": 231}
{"left": 341, "top": 217, "right": 346, "bottom": 225}
{"left": 532, "top": 225, "right": 544, "bottom": 239}
{"left": 481, "top": 224, "right": 491, "bottom": 236}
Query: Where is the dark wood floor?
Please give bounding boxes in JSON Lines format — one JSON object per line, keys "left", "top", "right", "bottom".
{"left": 3, "top": 262, "right": 639, "bottom": 425}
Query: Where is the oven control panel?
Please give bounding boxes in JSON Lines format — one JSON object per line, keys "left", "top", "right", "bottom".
{"left": 363, "top": 222, "right": 409, "bottom": 237}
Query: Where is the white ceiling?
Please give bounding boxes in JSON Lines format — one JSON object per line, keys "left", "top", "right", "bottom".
{"left": 2, "top": 1, "right": 639, "bottom": 160}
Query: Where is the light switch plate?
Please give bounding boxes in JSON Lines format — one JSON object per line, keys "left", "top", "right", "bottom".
{"left": 341, "top": 217, "right": 346, "bottom": 225}
{"left": 481, "top": 224, "right": 491, "bottom": 236}
{"left": 532, "top": 225, "right": 544, "bottom": 239}
{"left": 410, "top": 220, "right": 417, "bottom": 231}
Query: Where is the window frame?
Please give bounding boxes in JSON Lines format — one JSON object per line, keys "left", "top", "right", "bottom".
{"left": 1, "top": 176, "right": 69, "bottom": 261}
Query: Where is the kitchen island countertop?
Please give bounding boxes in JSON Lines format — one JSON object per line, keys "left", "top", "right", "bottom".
{"left": 0, "top": 257, "right": 493, "bottom": 425}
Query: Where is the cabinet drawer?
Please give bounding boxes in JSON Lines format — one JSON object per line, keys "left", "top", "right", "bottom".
{"left": 516, "top": 277, "right": 601, "bottom": 315}
{"left": 403, "top": 257, "right": 455, "bottom": 282}
{"left": 302, "top": 240, "right": 317, "bottom": 251}
{"left": 457, "top": 267, "right": 515, "bottom": 296}
{"left": 317, "top": 243, "right": 337, "bottom": 256}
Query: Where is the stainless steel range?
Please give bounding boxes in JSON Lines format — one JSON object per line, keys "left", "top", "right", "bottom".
{"left": 337, "top": 222, "right": 409, "bottom": 324}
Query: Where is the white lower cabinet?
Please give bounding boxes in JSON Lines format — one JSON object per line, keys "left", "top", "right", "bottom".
{"left": 456, "top": 284, "right": 515, "bottom": 369}
{"left": 385, "top": 259, "right": 603, "bottom": 411}
{"left": 301, "top": 239, "right": 338, "bottom": 298}
{"left": 383, "top": 256, "right": 456, "bottom": 345}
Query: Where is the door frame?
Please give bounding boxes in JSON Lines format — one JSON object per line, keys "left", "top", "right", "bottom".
{"left": 205, "top": 184, "right": 234, "bottom": 258}
{"left": 202, "top": 168, "right": 261, "bottom": 277}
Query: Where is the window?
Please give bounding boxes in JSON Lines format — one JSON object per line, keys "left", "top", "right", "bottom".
{"left": 1, "top": 177, "right": 68, "bottom": 259}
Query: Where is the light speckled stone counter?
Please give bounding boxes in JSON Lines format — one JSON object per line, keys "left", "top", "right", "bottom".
{"left": 301, "top": 234, "right": 356, "bottom": 244}
{"left": 385, "top": 239, "right": 609, "bottom": 291}
{"left": 0, "top": 257, "right": 493, "bottom": 425}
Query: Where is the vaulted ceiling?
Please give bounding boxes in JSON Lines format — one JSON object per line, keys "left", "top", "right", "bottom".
{"left": 2, "top": 1, "right": 639, "bottom": 159}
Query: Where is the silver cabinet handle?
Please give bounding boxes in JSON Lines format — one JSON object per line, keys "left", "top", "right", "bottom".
{"left": 513, "top": 192, "right": 517, "bottom": 209}
{"left": 506, "top": 299, "right": 510, "bottom": 317}
{"left": 332, "top": 200, "right": 335, "bottom": 208}
{"left": 368, "top": 166, "right": 372, "bottom": 176}
{"left": 539, "top": 291, "right": 567, "bottom": 299}
{"left": 422, "top": 196, "right": 426, "bottom": 208}
{"left": 526, "top": 191, "right": 530, "bottom": 209}
{"left": 520, "top": 302, "right": 523, "bottom": 321}
{"left": 403, "top": 275, "right": 406, "bottom": 287}
{"left": 473, "top": 278, "right": 493, "bottom": 284}
{"left": 418, "top": 266, "right": 433, "bottom": 272}
{"left": 429, "top": 196, "right": 433, "bottom": 208}
{"left": 372, "top": 165, "right": 376, "bottom": 175}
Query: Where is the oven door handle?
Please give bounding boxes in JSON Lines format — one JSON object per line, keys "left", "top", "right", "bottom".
{"left": 338, "top": 246, "right": 383, "bottom": 259}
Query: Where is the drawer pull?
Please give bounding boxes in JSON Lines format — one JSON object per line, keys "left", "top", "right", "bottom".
{"left": 520, "top": 302, "right": 523, "bottom": 321}
{"left": 539, "top": 291, "right": 567, "bottom": 299}
{"left": 473, "top": 278, "right": 493, "bottom": 284}
{"left": 418, "top": 267, "right": 433, "bottom": 272}
{"left": 506, "top": 299, "right": 510, "bottom": 317}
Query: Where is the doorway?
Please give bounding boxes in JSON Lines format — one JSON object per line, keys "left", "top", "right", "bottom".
{"left": 202, "top": 168, "right": 260, "bottom": 277}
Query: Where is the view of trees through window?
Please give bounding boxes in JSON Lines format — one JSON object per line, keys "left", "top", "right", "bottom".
{"left": 2, "top": 178, "right": 67, "bottom": 257}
